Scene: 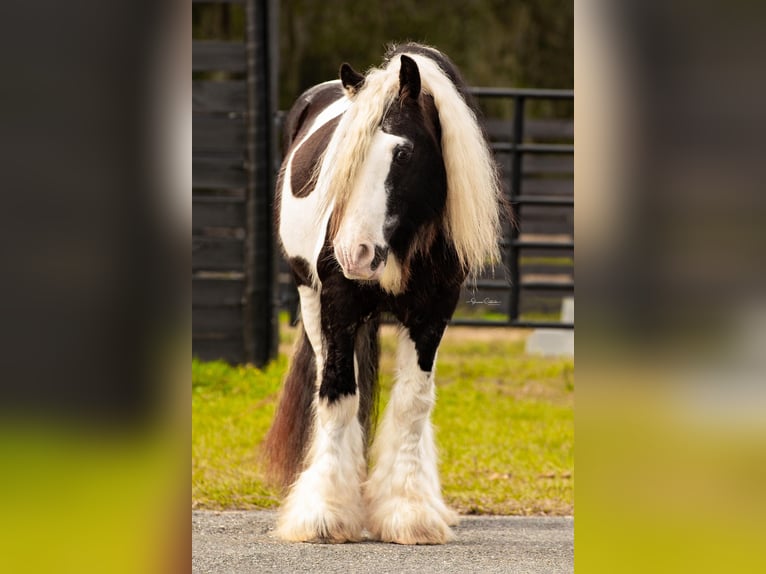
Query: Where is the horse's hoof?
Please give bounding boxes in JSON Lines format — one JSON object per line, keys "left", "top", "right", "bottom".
{"left": 276, "top": 492, "right": 365, "bottom": 543}
{"left": 276, "top": 511, "right": 364, "bottom": 544}
{"left": 367, "top": 498, "right": 454, "bottom": 545}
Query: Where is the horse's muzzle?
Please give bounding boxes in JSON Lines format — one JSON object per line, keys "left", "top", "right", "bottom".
{"left": 335, "top": 241, "right": 389, "bottom": 281}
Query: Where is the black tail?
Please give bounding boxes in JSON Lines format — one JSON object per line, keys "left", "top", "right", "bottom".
{"left": 262, "top": 318, "right": 380, "bottom": 490}
{"left": 355, "top": 317, "right": 380, "bottom": 451}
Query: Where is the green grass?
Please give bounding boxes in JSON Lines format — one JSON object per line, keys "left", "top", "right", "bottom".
{"left": 192, "top": 356, "right": 286, "bottom": 508}
{"left": 192, "top": 324, "right": 573, "bottom": 515}
{"left": 434, "top": 335, "right": 573, "bottom": 515}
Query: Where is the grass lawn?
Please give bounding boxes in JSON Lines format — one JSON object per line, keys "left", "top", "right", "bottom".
{"left": 192, "top": 320, "right": 573, "bottom": 515}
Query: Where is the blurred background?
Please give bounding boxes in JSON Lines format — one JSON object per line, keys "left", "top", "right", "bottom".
{"left": 576, "top": 1, "right": 766, "bottom": 572}
{"left": 193, "top": 0, "right": 573, "bottom": 108}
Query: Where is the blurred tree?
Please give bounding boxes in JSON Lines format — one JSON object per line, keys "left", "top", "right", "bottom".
{"left": 192, "top": 1, "right": 573, "bottom": 115}
{"left": 278, "top": 0, "right": 572, "bottom": 115}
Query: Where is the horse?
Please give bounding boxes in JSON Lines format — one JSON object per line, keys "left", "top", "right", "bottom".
{"left": 262, "top": 42, "right": 504, "bottom": 545}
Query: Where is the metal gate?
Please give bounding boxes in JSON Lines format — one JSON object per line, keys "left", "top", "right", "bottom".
{"left": 454, "top": 88, "right": 574, "bottom": 329}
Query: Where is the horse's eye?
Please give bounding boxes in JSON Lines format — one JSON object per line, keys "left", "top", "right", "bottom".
{"left": 394, "top": 147, "right": 412, "bottom": 164}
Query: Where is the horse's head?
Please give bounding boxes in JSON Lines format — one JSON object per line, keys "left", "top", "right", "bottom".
{"left": 332, "top": 55, "right": 447, "bottom": 286}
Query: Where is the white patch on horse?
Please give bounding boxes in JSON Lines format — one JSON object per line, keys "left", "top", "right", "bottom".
{"left": 301, "top": 89, "right": 352, "bottom": 144}
{"left": 364, "top": 328, "right": 458, "bottom": 544}
{"left": 296, "top": 285, "right": 323, "bottom": 374}
{"left": 279, "top": 90, "right": 351, "bottom": 280}
{"left": 333, "top": 130, "right": 408, "bottom": 281}
{"left": 276, "top": 393, "right": 366, "bottom": 542}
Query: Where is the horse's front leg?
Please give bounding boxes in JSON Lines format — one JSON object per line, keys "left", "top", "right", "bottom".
{"left": 365, "top": 316, "right": 459, "bottom": 545}
{"left": 276, "top": 285, "right": 366, "bottom": 543}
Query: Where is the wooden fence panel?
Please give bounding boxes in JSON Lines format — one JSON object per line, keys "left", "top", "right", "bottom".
{"left": 192, "top": 0, "right": 277, "bottom": 365}
{"left": 192, "top": 237, "right": 244, "bottom": 271}
{"left": 192, "top": 277, "right": 245, "bottom": 307}
{"left": 193, "top": 306, "right": 243, "bottom": 334}
{"left": 192, "top": 41, "right": 246, "bottom": 72}
{"left": 193, "top": 81, "right": 247, "bottom": 113}
{"left": 193, "top": 196, "right": 246, "bottom": 230}
{"left": 192, "top": 155, "right": 247, "bottom": 189}
{"left": 193, "top": 114, "right": 246, "bottom": 152}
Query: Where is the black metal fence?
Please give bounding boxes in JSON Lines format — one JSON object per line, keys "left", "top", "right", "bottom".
{"left": 454, "top": 87, "right": 574, "bottom": 329}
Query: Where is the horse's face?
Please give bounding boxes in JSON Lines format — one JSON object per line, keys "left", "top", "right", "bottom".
{"left": 333, "top": 56, "right": 446, "bottom": 283}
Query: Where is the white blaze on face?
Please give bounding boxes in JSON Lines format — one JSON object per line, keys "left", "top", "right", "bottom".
{"left": 334, "top": 130, "right": 408, "bottom": 280}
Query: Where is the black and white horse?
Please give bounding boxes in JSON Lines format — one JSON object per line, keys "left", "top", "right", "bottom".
{"left": 263, "top": 43, "right": 503, "bottom": 544}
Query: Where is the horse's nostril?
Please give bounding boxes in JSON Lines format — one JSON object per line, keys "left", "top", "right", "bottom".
{"left": 353, "top": 242, "right": 374, "bottom": 267}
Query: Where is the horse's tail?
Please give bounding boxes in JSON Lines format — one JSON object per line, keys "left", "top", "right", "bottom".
{"left": 262, "top": 318, "right": 380, "bottom": 490}
{"left": 262, "top": 326, "right": 316, "bottom": 489}
{"left": 355, "top": 317, "right": 380, "bottom": 452}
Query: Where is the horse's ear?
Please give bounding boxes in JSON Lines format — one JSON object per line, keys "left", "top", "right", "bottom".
{"left": 398, "top": 55, "right": 421, "bottom": 100}
{"left": 340, "top": 63, "right": 365, "bottom": 96}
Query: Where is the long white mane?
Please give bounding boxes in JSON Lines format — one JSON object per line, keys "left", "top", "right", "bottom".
{"left": 315, "top": 46, "right": 503, "bottom": 275}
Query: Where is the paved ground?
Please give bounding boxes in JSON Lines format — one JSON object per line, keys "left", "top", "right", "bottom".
{"left": 192, "top": 510, "right": 573, "bottom": 574}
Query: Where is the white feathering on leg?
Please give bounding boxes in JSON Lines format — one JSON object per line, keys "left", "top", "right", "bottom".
{"left": 364, "top": 329, "right": 456, "bottom": 544}
{"left": 276, "top": 393, "right": 366, "bottom": 542}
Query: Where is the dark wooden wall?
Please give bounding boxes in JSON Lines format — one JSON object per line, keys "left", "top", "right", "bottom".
{"left": 192, "top": 0, "right": 278, "bottom": 365}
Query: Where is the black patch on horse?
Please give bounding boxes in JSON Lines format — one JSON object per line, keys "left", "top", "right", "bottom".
{"left": 382, "top": 91, "right": 446, "bottom": 264}
{"left": 290, "top": 115, "right": 340, "bottom": 197}
{"left": 289, "top": 256, "right": 313, "bottom": 287}
{"left": 282, "top": 82, "right": 344, "bottom": 151}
